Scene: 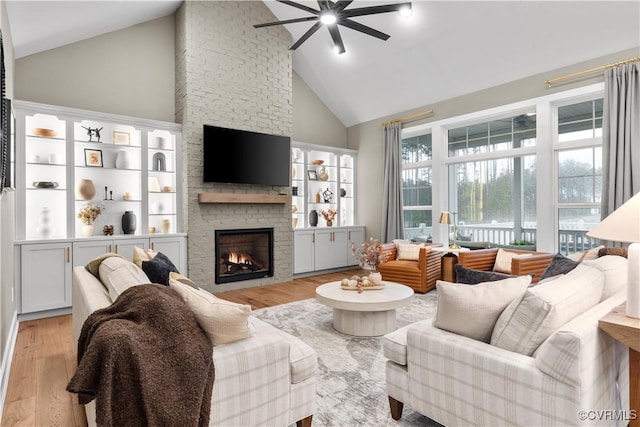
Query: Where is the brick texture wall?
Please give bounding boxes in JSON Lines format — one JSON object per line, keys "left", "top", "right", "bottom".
{"left": 175, "top": 1, "right": 293, "bottom": 291}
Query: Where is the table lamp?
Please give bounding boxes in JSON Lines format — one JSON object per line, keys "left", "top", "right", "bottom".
{"left": 586, "top": 192, "right": 640, "bottom": 318}
{"left": 439, "top": 211, "right": 460, "bottom": 249}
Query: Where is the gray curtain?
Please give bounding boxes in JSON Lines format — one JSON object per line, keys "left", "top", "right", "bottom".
{"left": 602, "top": 62, "right": 640, "bottom": 216}
{"left": 381, "top": 122, "right": 404, "bottom": 241}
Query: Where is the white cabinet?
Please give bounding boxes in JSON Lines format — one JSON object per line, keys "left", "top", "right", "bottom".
{"left": 72, "top": 237, "right": 149, "bottom": 267}
{"left": 293, "top": 226, "right": 364, "bottom": 274}
{"left": 20, "top": 242, "right": 72, "bottom": 313}
{"left": 291, "top": 142, "right": 357, "bottom": 229}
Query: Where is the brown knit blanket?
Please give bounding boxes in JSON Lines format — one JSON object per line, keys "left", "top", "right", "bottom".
{"left": 67, "top": 284, "right": 214, "bottom": 427}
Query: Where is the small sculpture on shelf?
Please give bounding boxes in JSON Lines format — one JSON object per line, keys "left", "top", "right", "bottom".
{"left": 320, "top": 209, "right": 338, "bottom": 227}
{"left": 82, "top": 126, "right": 103, "bottom": 142}
{"left": 102, "top": 225, "right": 114, "bottom": 236}
{"left": 322, "top": 188, "right": 333, "bottom": 203}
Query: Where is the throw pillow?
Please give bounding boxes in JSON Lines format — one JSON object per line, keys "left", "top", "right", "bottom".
{"left": 567, "top": 245, "right": 604, "bottom": 262}
{"left": 169, "top": 278, "right": 251, "bottom": 345}
{"left": 539, "top": 253, "right": 579, "bottom": 280}
{"left": 491, "top": 263, "right": 604, "bottom": 356}
{"left": 455, "top": 264, "right": 515, "bottom": 284}
{"left": 583, "top": 255, "right": 628, "bottom": 300}
{"left": 141, "top": 252, "right": 179, "bottom": 285}
{"left": 433, "top": 275, "right": 531, "bottom": 342}
{"left": 492, "top": 249, "right": 532, "bottom": 274}
{"left": 598, "top": 247, "right": 628, "bottom": 258}
{"left": 397, "top": 243, "right": 422, "bottom": 261}
{"left": 133, "top": 246, "right": 157, "bottom": 268}
{"left": 169, "top": 271, "right": 199, "bottom": 289}
{"left": 86, "top": 252, "right": 122, "bottom": 278}
{"left": 98, "top": 256, "right": 151, "bottom": 301}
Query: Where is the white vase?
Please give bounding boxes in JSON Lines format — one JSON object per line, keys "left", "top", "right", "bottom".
{"left": 161, "top": 219, "right": 171, "bottom": 234}
{"left": 115, "top": 150, "right": 132, "bottom": 169}
{"left": 38, "top": 207, "right": 53, "bottom": 239}
{"left": 368, "top": 271, "right": 383, "bottom": 285}
{"left": 82, "top": 224, "right": 94, "bottom": 236}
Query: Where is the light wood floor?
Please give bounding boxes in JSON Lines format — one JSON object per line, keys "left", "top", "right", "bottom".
{"left": 0, "top": 268, "right": 364, "bottom": 426}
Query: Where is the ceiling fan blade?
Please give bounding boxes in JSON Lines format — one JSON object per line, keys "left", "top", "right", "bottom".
{"left": 327, "top": 25, "right": 346, "bottom": 54}
{"left": 340, "top": 18, "right": 390, "bottom": 40}
{"left": 277, "top": 0, "right": 320, "bottom": 15}
{"left": 290, "top": 21, "right": 323, "bottom": 50}
{"left": 341, "top": 2, "right": 411, "bottom": 18}
{"left": 335, "top": 1, "right": 354, "bottom": 12}
{"left": 317, "top": 0, "right": 331, "bottom": 12}
{"left": 253, "top": 16, "right": 319, "bottom": 28}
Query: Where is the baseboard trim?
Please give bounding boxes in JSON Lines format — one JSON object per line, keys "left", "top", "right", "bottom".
{"left": 0, "top": 311, "right": 19, "bottom": 421}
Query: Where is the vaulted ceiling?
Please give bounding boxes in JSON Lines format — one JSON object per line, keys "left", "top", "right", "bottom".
{"left": 5, "top": 1, "right": 640, "bottom": 127}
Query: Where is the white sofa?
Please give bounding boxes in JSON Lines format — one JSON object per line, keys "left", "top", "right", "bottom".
{"left": 383, "top": 259, "right": 631, "bottom": 426}
{"left": 72, "top": 266, "right": 317, "bottom": 427}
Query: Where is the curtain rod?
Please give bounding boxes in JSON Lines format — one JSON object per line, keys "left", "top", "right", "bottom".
{"left": 544, "top": 56, "right": 640, "bottom": 88}
{"left": 381, "top": 109, "right": 434, "bottom": 127}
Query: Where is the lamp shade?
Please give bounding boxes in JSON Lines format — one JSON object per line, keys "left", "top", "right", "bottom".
{"left": 439, "top": 211, "right": 452, "bottom": 225}
{"left": 586, "top": 192, "right": 640, "bottom": 243}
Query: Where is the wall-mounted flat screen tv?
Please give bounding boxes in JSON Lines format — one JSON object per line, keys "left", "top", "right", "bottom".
{"left": 203, "top": 125, "right": 290, "bottom": 186}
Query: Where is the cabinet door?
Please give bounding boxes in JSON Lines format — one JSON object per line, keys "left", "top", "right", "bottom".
{"left": 113, "top": 238, "right": 149, "bottom": 261}
{"left": 293, "top": 230, "right": 315, "bottom": 274}
{"left": 21, "top": 242, "right": 72, "bottom": 313}
{"left": 347, "top": 227, "right": 365, "bottom": 265}
{"left": 72, "top": 240, "right": 112, "bottom": 267}
{"left": 314, "top": 229, "right": 349, "bottom": 270}
{"left": 150, "top": 236, "right": 187, "bottom": 274}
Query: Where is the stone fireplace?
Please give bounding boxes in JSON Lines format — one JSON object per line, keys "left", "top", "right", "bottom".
{"left": 215, "top": 228, "right": 273, "bottom": 284}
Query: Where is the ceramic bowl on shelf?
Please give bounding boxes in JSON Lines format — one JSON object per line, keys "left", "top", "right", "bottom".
{"left": 33, "top": 181, "right": 59, "bottom": 189}
{"left": 32, "top": 128, "right": 57, "bottom": 138}
{"left": 162, "top": 186, "right": 173, "bottom": 192}
{"left": 311, "top": 159, "right": 324, "bottom": 165}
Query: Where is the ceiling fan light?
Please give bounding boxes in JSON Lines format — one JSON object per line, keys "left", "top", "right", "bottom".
{"left": 320, "top": 13, "right": 337, "bottom": 25}
{"left": 399, "top": 5, "right": 413, "bottom": 18}
{"left": 333, "top": 45, "right": 345, "bottom": 55}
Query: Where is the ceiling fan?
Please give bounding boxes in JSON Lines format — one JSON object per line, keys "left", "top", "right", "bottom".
{"left": 254, "top": 1, "right": 412, "bottom": 54}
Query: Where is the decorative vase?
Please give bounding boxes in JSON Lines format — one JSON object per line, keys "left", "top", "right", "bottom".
{"left": 326, "top": 219, "right": 333, "bottom": 227}
{"left": 161, "top": 219, "right": 171, "bottom": 234}
{"left": 152, "top": 152, "right": 166, "bottom": 171}
{"left": 318, "top": 166, "right": 329, "bottom": 181}
{"left": 151, "top": 201, "right": 164, "bottom": 214}
{"left": 76, "top": 179, "right": 96, "bottom": 200}
{"left": 292, "top": 217, "right": 299, "bottom": 228}
{"left": 340, "top": 188, "right": 347, "bottom": 197}
{"left": 115, "top": 150, "right": 132, "bottom": 169}
{"left": 315, "top": 191, "right": 321, "bottom": 203}
{"left": 122, "top": 211, "right": 136, "bottom": 234}
{"left": 38, "top": 207, "right": 53, "bottom": 239}
{"left": 82, "top": 224, "right": 94, "bottom": 237}
{"left": 368, "top": 271, "right": 383, "bottom": 285}
{"left": 155, "top": 136, "right": 166, "bottom": 149}
{"left": 309, "top": 210, "right": 318, "bottom": 227}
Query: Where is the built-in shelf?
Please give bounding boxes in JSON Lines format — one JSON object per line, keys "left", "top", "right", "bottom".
{"left": 197, "top": 193, "right": 290, "bottom": 204}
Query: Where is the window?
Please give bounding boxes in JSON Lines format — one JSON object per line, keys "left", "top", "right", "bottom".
{"left": 556, "top": 98, "right": 603, "bottom": 254}
{"left": 447, "top": 113, "right": 537, "bottom": 246}
{"left": 401, "top": 133, "right": 432, "bottom": 241}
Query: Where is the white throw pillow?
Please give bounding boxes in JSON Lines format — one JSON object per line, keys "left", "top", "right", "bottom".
{"left": 491, "top": 263, "right": 604, "bottom": 356}
{"left": 567, "top": 245, "right": 604, "bottom": 262}
{"left": 169, "top": 278, "right": 252, "bottom": 346}
{"left": 433, "top": 275, "right": 531, "bottom": 342}
{"left": 397, "top": 243, "right": 422, "bottom": 261}
{"left": 98, "top": 256, "right": 150, "bottom": 301}
{"left": 493, "top": 249, "right": 532, "bottom": 274}
{"left": 133, "top": 246, "right": 157, "bottom": 268}
{"left": 583, "top": 255, "right": 628, "bottom": 300}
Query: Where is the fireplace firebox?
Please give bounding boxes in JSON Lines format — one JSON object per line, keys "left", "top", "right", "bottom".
{"left": 215, "top": 228, "right": 274, "bottom": 284}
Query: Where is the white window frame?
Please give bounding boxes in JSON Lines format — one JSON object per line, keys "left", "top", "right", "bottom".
{"left": 400, "top": 131, "right": 434, "bottom": 239}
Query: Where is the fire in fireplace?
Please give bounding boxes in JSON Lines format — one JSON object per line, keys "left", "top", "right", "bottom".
{"left": 215, "top": 228, "right": 273, "bottom": 284}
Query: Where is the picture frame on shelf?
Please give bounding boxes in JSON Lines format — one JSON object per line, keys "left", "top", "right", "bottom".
{"left": 308, "top": 170, "right": 318, "bottom": 180}
{"left": 148, "top": 176, "right": 161, "bottom": 192}
{"left": 84, "top": 149, "right": 103, "bottom": 167}
{"left": 113, "top": 130, "right": 130, "bottom": 146}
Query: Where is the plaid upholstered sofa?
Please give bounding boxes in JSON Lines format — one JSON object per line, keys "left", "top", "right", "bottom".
{"left": 72, "top": 265, "right": 317, "bottom": 427}
{"left": 383, "top": 255, "right": 630, "bottom": 426}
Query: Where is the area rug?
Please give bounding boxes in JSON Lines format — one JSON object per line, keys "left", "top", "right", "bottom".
{"left": 253, "top": 290, "right": 442, "bottom": 427}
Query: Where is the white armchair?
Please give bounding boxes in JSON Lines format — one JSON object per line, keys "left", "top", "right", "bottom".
{"left": 384, "top": 287, "right": 630, "bottom": 426}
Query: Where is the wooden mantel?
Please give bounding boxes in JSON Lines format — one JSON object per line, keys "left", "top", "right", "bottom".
{"left": 197, "top": 193, "right": 289, "bottom": 204}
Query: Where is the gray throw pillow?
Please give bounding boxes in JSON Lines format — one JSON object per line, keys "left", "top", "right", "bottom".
{"left": 141, "top": 252, "right": 179, "bottom": 285}
{"left": 455, "top": 264, "right": 515, "bottom": 284}
{"left": 540, "top": 253, "right": 579, "bottom": 281}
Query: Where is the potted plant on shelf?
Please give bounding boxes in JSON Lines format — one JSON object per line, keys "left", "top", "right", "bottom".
{"left": 78, "top": 202, "right": 104, "bottom": 236}
{"left": 351, "top": 237, "right": 384, "bottom": 285}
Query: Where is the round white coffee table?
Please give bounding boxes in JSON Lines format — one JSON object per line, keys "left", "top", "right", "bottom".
{"left": 315, "top": 281, "right": 414, "bottom": 337}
